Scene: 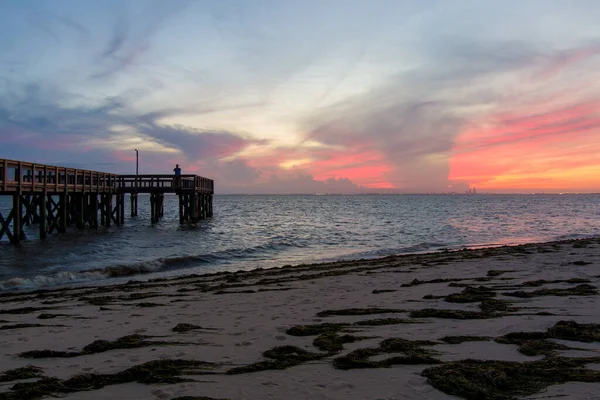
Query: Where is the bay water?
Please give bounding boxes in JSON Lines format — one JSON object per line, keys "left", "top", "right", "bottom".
{"left": 1, "top": 194, "right": 599, "bottom": 291}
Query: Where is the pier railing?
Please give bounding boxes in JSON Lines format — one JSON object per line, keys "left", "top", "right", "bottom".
{"left": 117, "top": 174, "right": 214, "bottom": 194}
{"left": 1, "top": 158, "right": 118, "bottom": 194}
{"left": 0, "top": 159, "right": 214, "bottom": 195}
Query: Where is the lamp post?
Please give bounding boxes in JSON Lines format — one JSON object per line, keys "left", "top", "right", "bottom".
{"left": 134, "top": 149, "right": 139, "bottom": 188}
{"left": 131, "top": 149, "right": 139, "bottom": 217}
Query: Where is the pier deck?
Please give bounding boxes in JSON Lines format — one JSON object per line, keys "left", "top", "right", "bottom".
{"left": 0, "top": 158, "right": 214, "bottom": 244}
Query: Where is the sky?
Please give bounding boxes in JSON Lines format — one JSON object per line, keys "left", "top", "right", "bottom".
{"left": 1, "top": 0, "right": 600, "bottom": 194}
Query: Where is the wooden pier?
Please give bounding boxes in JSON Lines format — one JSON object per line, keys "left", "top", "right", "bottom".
{"left": 0, "top": 158, "right": 214, "bottom": 245}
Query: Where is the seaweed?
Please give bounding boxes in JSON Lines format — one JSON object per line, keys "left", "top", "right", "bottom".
{"left": 0, "top": 324, "right": 47, "bottom": 330}
{"left": 214, "top": 290, "right": 256, "bottom": 295}
{"left": 170, "top": 397, "right": 229, "bottom": 400}
{"left": 495, "top": 320, "right": 600, "bottom": 356}
{"left": 520, "top": 278, "right": 590, "bottom": 287}
{"left": 312, "top": 332, "right": 366, "bottom": 353}
{"left": 0, "top": 366, "right": 44, "bottom": 383}
{"left": 503, "top": 284, "right": 597, "bottom": 298}
{"left": 478, "top": 299, "right": 517, "bottom": 313}
{"left": 548, "top": 320, "right": 600, "bottom": 342}
{"left": 409, "top": 308, "right": 491, "bottom": 320}
{"left": 486, "top": 270, "right": 513, "bottom": 277}
{"left": 172, "top": 323, "right": 215, "bottom": 332}
{"left": 516, "top": 340, "right": 573, "bottom": 356}
{"left": 372, "top": 289, "right": 397, "bottom": 294}
{"left": 19, "top": 350, "right": 81, "bottom": 358}
{"left": 572, "top": 261, "right": 592, "bottom": 266}
{"left": 332, "top": 337, "right": 440, "bottom": 370}
{"left": 19, "top": 334, "right": 184, "bottom": 359}
{"left": 440, "top": 336, "right": 492, "bottom": 344}
{"left": 226, "top": 346, "right": 325, "bottom": 374}
{"left": 135, "top": 302, "right": 163, "bottom": 308}
{"left": 0, "top": 307, "right": 55, "bottom": 315}
{"left": 444, "top": 286, "right": 496, "bottom": 303}
{"left": 1, "top": 359, "right": 215, "bottom": 400}
{"left": 354, "top": 318, "right": 420, "bottom": 326}
{"left": 316, "top": 308, "right": 404, "bottom": 317}
{"left": 36, "top": 313, "right": 73, "bottom": 319}
{"left": 286, "top": 323, "right": 346, "bottom": 336}
{"left": 422, "top": 356, "right": 600, "bottom": 400}
{"left": 401, "top": 278, "right": 469, "bottom": 287}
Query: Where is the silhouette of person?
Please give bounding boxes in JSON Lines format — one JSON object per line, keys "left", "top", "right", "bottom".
{"left": 173, "top": 164, "right": 182, "bottom": 187}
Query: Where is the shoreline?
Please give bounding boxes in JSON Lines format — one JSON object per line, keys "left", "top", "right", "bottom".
{"left": 1, "top": 237, "right": 600, "bottom": 399}
{"left": 0, "top": 235, "right": 593, "bottom": 293}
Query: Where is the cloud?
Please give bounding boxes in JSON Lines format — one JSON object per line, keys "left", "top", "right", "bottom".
{"left": 300, "top": 40, "right": 600, "bottom": 192}
{"left": 0, "top": 81, "right": 262, "bottom": 177}
{"left": 137, "top": 122, "right": 267, "bottom": 161}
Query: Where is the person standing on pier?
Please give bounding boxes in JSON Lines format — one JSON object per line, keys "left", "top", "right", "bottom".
{"left": 173, "top": 164, "right": 182, "bottom": 188}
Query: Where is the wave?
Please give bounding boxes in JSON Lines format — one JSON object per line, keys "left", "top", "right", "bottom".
{"left": 551, "top": 233, "right": 593, "bottom": 241}
{"left": 325, "top": 242, "right": 453, "bottom": 262}
{"left": 0, "top": 238, "right": 308, "bottom": 291}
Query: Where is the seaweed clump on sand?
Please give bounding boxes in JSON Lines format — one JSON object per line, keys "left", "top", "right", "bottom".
{"left": 440, "top": 336, "right": 492, "bottom": 345}
{"left": 333, "top": 338, "right": 440, "bottom": 370}
{"left": 401, "top": 278, "right": 469, "bottom": 287}
{"left": 313, "top": 331, "right": 372, "bottom": 353}
{"left": 286, "top": 323, "right": 346, "bottom": 336}
{"left": 503, "top": 284, "right": 597, "bottom": 298}
{"left": 316, "top": 308, "right": 404, "bottom": 317}
{"left": 2, "top": 359, "right": 215, "bottom": 400}
{"left": 548, "top": 320, "right": 600, "bottom": 342}
{"left": 409, "top": 309, "right": 491, "bottom": 320}
{"left": 286, "top": 322, "right": 370, "bottom": 353}
{"left": 36, "top": 313, "right": 73, "bottom": 319}
{"left": 520, "top": 278, "right": 590, "bottom": 287}
{"left": 0, "top": 307, "right": 56, "bottom": 315}
{"left": 0, "top": 366, "right": 44, "bottom": 383}
{"left": 170, "top": 397, "right": 229, "bottom": 400}
{"left": 19, "top": 334, "right": 184, "bottom": 359}
{"left": 172, "top": 323, "right": 215, "bottom": 333}
{"left": 443, "top": 286, "right": 496, "bottom": 303}
{"left": 422, "top": 356, "right": 600, "bottom": 400}
{"left": 354, "top": 318, "right": 419, "bottom": 326}
{"left": 486, "top": 270, "right": 514, "bottom": 277}
{"left": 226, "top": 345, "right": 325, "bottom": 375}
{"left": 495, "top": 320, "right": 600, "bottom": 356}
{"left": 478, "top": 299, "right": 517, "bottom": 313}
{"left": 0, "top": 324, "right": 48, "bottom": 330}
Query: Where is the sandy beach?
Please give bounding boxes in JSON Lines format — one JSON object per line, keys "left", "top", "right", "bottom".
{"left": 2, "top": 238, "right": 600, "bottom": 400}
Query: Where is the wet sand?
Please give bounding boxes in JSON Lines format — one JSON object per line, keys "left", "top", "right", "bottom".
{"left": 2, "top": 238, "right": 600, "bottom": 400}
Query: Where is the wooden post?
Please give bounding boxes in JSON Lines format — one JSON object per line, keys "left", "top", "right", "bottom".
{"left": 115, "top": 194, "right": 122, "bottom": 226}
{"left": 178, "top": 194, "right": 184, "bottom": 224}
{"left": 119, "top": 194, "right": 125, "bottom": 225}
{"left": 105, "top": 195, "right": 111, "bottom": 228}
{"left": 40, "top": 192, "right": 47, "bottom": 238}
{"left": 150, "top": 193, "right": 156, "bottom": 224}
{"left": 77, "top": 194, "right": 84, "bottom": 229}
{"left": 90, "top": 195, "right": 98, "bottom": 229}
{"left": 130, "top": 194, "right": 138, "bottom": 217}
{"left": 100, "top": 195, "right": 105, "bottom": 226}
{"left": 59, "top": 192, "right": 67, "bottom": 233}
{"left": 12, "top": 194, "right": 21, "bottom": 244}
{"left": 190, "top": 193, "right": 196, "bottom": 222}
